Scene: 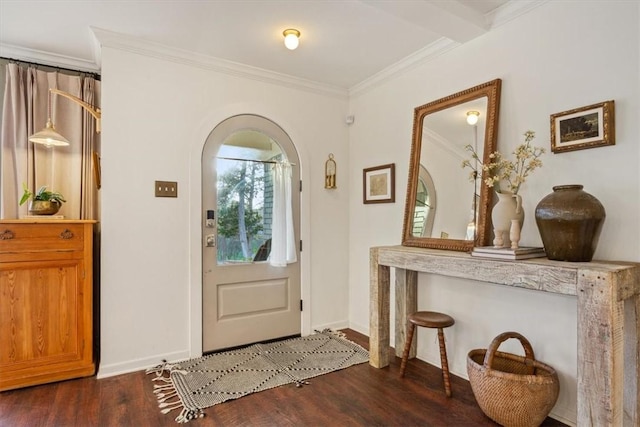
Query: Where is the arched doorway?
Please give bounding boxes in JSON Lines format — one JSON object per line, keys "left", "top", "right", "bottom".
{"left": 201, "top": 114, "right": 301, "bottom": 352}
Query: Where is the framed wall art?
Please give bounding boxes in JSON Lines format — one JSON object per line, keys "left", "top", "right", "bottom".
{"left": 363, "top": 163, "right": 395, "bottom": 204}
{"left": 550, "top": 100, "right": 615, "bottom": 153}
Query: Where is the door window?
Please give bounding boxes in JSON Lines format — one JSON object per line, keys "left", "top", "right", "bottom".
{"left": 216, "top": 130, "right": 283, "bottom": 264}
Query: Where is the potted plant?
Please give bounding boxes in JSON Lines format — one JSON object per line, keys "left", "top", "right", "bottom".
{"left": 19, "top": 183, "right": 66, "bottom": 215}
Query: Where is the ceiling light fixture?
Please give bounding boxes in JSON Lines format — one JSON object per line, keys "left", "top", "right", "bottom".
{"left": 29, "top": 88, "right": 101, "bottom": 147}
{"left": 466, "top": 111, "right": 480, "bottom": 126}
{"left": 283, "top": 29, "right": 300, "bottom": 50}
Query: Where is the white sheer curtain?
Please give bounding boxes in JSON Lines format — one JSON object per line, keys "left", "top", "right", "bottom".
{"left": 0, "top": 63, "right": 100, "bottom": 219}
{"left": 270, "top": 161, "right": 297, "bottom": 267}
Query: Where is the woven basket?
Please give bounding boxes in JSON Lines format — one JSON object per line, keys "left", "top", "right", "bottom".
{"left": 467, "top": 332, "right": 559, "bottom": 427}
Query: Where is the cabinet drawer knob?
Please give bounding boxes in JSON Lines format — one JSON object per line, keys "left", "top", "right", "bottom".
{"left": 0, "top": 229, "right": 14, "bottom": 240}
{"left": 60, "top": 229, "right": 74, "bottom": 239}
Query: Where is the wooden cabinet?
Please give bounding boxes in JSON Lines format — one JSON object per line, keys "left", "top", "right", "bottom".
{"left": 0, "top": 220, "right": 96, "bottom": 391}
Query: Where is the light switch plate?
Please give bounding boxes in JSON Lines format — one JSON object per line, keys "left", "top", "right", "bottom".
{"left": 155, "top": 181, "right": 178, "bottom": 198}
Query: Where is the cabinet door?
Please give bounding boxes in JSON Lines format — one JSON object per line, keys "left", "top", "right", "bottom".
{"left": 0, "top": 259, "right": 92, "bottom": 389}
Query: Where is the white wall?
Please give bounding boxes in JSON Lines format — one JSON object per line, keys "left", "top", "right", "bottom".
{"left": 90, "top": 2, "right": 639, "bottom": 424}
{"left": 98, "top": 47, "right": 351, "bottom": 376}
{"left": 348, "top": 2, "right": 639, "bottom": 425}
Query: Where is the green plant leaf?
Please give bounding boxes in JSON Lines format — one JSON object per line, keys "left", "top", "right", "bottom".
{"left": 19, "top": 182, "right": 33, "bottom": 206}
{"left": 19, "top": 191, "right": 31, "bottom": 205}
{"left": 19, "top": 184, "right": 66, "bottom": 205}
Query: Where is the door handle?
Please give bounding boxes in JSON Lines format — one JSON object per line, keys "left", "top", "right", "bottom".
{"left": 205, "top": 234, "right": 216, "bottom": 247}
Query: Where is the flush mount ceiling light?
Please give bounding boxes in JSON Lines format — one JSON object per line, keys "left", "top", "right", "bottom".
{"left": 283, "top": 29, "right": 300, "bottom": 50}
{"left": 466, "top": 111, "right": 480, "bottom": 126}
{"left": 29, "top": 88, "right": 101, "bottom": 147}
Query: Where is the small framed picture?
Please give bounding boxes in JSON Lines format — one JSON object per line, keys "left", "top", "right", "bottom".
{"left": 550, "top": 100, "right": 615, "bottom": 153}
{"left": 363, "top": 163, "right": 395, "bottom": 204}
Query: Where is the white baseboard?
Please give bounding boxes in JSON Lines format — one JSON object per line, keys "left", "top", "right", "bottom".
{"left": 96, "top": 349, "right": 191, "bottom": 379}
{"left": 347, "top": 321, "right": 368, "bottom": 336}
{"left": 311, "top": 320, "right": 349, "bottom": 333}
{"left": 547, "top": 411, "right": 576, "bottom": 427}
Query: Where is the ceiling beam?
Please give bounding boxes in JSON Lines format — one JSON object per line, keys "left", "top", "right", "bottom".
{"left": 360, "top": 0, "right": 489, "bottom": 43}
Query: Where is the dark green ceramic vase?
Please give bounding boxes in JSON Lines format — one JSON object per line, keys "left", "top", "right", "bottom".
{"left": 535, "top": 185, "right": 605, "bottom": 262}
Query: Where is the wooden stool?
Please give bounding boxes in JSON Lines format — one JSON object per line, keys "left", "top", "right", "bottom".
{"left": 399, "top": 311, "right": 455, "bottom": 397}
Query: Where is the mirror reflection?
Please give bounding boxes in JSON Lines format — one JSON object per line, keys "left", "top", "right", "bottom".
{"left": 412, "top": 165, "right": 436, "bottom": 238}
{"left": 402, "top": 79, "right": 501, "bottom": 251}
{"left": 417, "top": 98, "right": 487, "bottom": 240}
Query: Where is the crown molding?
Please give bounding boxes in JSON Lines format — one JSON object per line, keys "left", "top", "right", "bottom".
{"left": 349, "top": 0, "right": 549, "bottom": 97}
{"left": 0, "top": 43, "right": 100, "bottom": 73}
{"left": 349, "top": 37, "right": 459, "bottom": 98}
{"left": 423, "top": 127, "right": 467, "bottom": 160}
{"left": 0, "top": 0, "right": 546, "bottom": 99}
{"left": 89, "top": 27, "right": 103, "bottom": 70}
{"left": 91, "top": 27, "right": 348, "bottom": 100}
{"left": 488, "top": 0, "right": 550, "bottom": 28}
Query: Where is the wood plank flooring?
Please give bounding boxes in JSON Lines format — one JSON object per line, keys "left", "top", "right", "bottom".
{"left": 0, "top": 329, "right": 567, "bottom": 426}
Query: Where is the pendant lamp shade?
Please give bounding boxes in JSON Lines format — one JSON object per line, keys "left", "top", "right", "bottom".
{"left": 29, "top": 118, "right": 71, "bottom": 147}
{"left": 28, "top": 88, "right": 101, "bottom": 147}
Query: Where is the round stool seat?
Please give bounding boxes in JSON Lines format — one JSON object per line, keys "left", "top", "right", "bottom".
{"left": 408, "top": 311, "right": 455, "bottom": 329}
{"left": 401, "top": 310, "right": 455, "bottom": 397}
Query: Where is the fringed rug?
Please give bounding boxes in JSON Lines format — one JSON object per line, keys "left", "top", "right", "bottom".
{"left": 146, "top": 329, "right": 369, "bottom": 423}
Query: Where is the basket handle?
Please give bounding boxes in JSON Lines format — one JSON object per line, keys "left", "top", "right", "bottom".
{"left": 483, "top": 331, "right": 536, "bottom": 369}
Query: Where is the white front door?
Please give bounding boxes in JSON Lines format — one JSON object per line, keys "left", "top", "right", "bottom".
{"left": 202, "top": 115, "right": 301, "bottom": 352}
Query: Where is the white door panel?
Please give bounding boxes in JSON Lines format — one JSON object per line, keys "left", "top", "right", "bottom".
{"left": 218, "top": 279, "right": 289, "bottom": 319}
{"left": 202, "top": 115, "right": 301, "bottom": 352}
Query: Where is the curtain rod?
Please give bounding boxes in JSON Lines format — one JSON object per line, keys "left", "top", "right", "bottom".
{"left": 217, "top": 156, "right": 296, "bottom": 166}
{"left": 1, "top": 56, "right": 101, "bottom": 80}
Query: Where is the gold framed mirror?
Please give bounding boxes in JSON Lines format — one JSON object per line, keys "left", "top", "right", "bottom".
{"left": 401, "top": 79, "right": 502, "bottom": 251}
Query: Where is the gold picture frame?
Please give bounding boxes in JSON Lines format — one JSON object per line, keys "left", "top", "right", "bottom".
{"left": 550, "top": 100, "right": 615, "bottom": 153}
{"left": 363, "top": 163, "right": 395, "bottom": 204}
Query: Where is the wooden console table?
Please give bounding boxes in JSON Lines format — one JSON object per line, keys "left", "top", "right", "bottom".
{"left": 370, "top": 245, "right": 639, "bottom": 426}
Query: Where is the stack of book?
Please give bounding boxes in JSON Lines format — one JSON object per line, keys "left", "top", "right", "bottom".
{"left": 471, "top": 246, "right": 546, "bottom": 260}
{"left": 20, "top": 215, "right": 65, "bottom": 219}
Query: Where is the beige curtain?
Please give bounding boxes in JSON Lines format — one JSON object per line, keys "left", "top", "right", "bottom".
{"left": 1, "top": 63, "right": 100, "bottom": 219}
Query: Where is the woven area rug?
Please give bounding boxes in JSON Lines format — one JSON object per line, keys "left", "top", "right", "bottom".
{"left": 146, "top": 329, "right": 369, "bottom": 423}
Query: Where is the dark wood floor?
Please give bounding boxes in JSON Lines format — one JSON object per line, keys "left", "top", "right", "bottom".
{"left": 1, "top": 329, "right": 567, "bottom": 426}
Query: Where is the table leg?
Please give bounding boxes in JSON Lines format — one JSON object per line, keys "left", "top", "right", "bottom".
{"left": 577, "top": 270, "right": 624, "bottom": 426}
{"left": 631, "top": 293, "right": 640, "bottom": 426}
{"left": 369, "top": 247, "right": 390, "bottom": 368}
{"left": 395, "top": 268, "right": 417, "bottom": 359}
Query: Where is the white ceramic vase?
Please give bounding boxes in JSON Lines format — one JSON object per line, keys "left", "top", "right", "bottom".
{"left": 491, "top": 192, "right": 524, "bottom": 247}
